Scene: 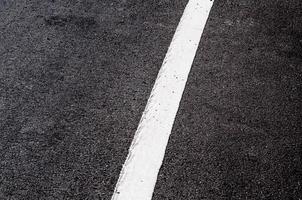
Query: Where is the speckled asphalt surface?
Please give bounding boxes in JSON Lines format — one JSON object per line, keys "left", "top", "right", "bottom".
{"left": 0, "top": 0, "right": 188, "bottom": 199}
{"left": 153, "top": 0, "right": 302, "bottom": 199}
{"left": 1, "top": 0, "right": 301, "bottom": 200}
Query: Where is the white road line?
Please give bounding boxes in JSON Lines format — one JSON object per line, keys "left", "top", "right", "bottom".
{"left": 111, "top": 0, "right": 213, "bottom": 199}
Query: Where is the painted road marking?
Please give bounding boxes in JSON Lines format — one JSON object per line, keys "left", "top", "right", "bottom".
{"left": 111, "top": 0, "right": 213, "bottom": 199}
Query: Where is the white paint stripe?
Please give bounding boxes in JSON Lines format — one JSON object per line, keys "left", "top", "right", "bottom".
{"left": 111, "top": 0, "right": 213, "bottom": 199}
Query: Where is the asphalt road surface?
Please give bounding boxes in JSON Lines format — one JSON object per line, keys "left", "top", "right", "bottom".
{"left": 1, "top": 0, "right": 301, "bottom": 200}
{"left": 0, "top": 0, "right": 188, "bottom": 199}
{"left": 153, "top": 0, "right": 302, "bottom": 199}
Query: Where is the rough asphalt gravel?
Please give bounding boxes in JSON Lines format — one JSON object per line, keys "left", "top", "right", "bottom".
{"left": 153, "top": 0, "right": 302, "bottom": 199}
{"left": 0, "top": 0, "right": 188, "bottom": 199}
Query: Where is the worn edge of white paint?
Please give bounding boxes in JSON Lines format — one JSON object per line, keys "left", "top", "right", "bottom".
{"left": 111, "top": 0, "right": 213, "bottom": 200}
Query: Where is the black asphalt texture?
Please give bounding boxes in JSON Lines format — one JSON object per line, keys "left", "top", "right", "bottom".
{"left": 153, "top": 0, "right": 302, "bottom": 200}
{"left": 0, "top": 0, "right": 188, "bottom": 199}
{"left": 1, "top": 0, "right": 302, "bottom": 200}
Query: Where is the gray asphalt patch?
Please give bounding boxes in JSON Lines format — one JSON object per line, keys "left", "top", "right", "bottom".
{"left": 153, "top": 0, "right": 302, "bottom": 199}
{"left": 0, "top": 0, "right": 188, "bottom": 199}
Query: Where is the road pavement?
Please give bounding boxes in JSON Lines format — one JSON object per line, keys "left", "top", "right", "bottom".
{"left": 1, "top": 0, "right": 301, "bottom": 200}
{"left": 0, "top": 0, "right": 188, "bottom": 199}
{"left": 153, "top": 0, "right": 302, "bottom": 199}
